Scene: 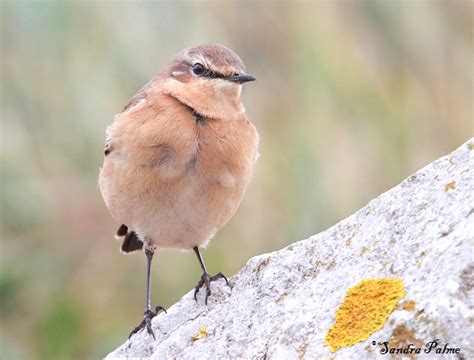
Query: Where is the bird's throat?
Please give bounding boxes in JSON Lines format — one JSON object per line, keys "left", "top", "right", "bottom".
{"left": 172, "top": 96, "right": 206, "bottom": 124}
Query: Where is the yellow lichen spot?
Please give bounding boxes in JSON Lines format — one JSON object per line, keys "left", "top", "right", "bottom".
{"left": 324, "top": 278, "right": 405, "bottom": 352}
{"left": 445, "top": 180, "right": 456, "bottom": 192}
{"left": 192, "top": 326, "right": 208, "bottom": 341}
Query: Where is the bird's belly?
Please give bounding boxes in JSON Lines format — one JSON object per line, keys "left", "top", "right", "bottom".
{"left": 143, "top": 170, "right": 246, "bottom": 249}
{"left": 100, "top": 156, "right": 247, "bottom": 250}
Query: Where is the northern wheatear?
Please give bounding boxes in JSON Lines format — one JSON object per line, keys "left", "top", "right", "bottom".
{"left": 99, "top": 44, "right": 259, "bottom": 338}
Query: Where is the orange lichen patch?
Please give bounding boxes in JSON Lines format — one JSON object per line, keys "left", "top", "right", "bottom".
{"left": 401, "top": 300, "right": 416, "bottom": 311}
{"left": 324, "top": 278, "right": 405, "bottom": 352}
{"left": 445, "top": 181, "right": 456, "bottom": 192}
{"left": 389, "top": 324, "right": 422, "bottom": 359}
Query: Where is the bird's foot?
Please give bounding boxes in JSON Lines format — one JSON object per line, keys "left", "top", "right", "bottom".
{"left": 194, "top": 271, "right": 229, "bottom": 305}
{"left": 128, "top": 305, "right": 166, "bottom": 340}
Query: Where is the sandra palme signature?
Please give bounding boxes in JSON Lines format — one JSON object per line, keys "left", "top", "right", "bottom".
{"left": 371, "top": 339, "right": 461, "bottom": 355}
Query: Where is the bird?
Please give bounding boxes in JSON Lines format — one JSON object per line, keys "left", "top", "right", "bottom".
{"left": 98, "top": 44, "right": 259, "bottom": 339}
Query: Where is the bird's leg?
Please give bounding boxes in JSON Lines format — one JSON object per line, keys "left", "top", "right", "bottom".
{"left": 193, "top": 246, "right": 229, "bottom": 305}
{"left": 129, "top": 248, "right": 166, "bottom": 340}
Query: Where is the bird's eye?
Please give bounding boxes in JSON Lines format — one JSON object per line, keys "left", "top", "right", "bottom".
{"left": 193, "top": 63, "right": 205, "bottom": 76}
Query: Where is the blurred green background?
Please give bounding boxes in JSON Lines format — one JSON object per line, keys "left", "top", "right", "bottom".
{"left": 1, "top": 0, "right": 472, "bottom": 358}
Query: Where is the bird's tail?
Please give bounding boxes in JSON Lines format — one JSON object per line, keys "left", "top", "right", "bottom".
{"left": 115, "top": 224, "right": 143, "bottom": 253}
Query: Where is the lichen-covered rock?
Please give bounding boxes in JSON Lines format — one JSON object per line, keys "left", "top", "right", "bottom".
{"left": 324, "top": 278, "right": 406, "bottom": 352}
{"left": 106, "top": 139, "right": 473, "bottom": 359}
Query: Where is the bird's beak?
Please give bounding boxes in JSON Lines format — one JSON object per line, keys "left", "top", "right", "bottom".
{"left": 228, "top": 72, "right": 256, "bottom": 84}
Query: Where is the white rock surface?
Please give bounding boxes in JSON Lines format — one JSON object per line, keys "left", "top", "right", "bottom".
{"left": 106, "top": 139, "right": 473, "bottom": 359}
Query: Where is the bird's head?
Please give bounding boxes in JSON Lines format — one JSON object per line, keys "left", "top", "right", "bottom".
{"left": 160, "top": 44, "right": 255, "bottom": 120}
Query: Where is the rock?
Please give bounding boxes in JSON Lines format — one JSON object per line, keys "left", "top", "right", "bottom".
{"left": 106, "top": 139, "right": 474, "bottom": 359}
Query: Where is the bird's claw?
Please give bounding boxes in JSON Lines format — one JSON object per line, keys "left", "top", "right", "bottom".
{"left": 194, "top": 271, "right": 229, "bottom": 305}
{"left": 128, "top": 306, "right": 166, "bottom": 340}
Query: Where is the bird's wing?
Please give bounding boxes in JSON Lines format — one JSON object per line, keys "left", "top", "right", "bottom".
{"left": 102, "top": 82, "right": 154, "bottom": 157}
{"left": 99, "top": 88, "right": 199, "bottom": 234}
{"left": 105, "top": 89, "right": 198, "bottom": 170}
